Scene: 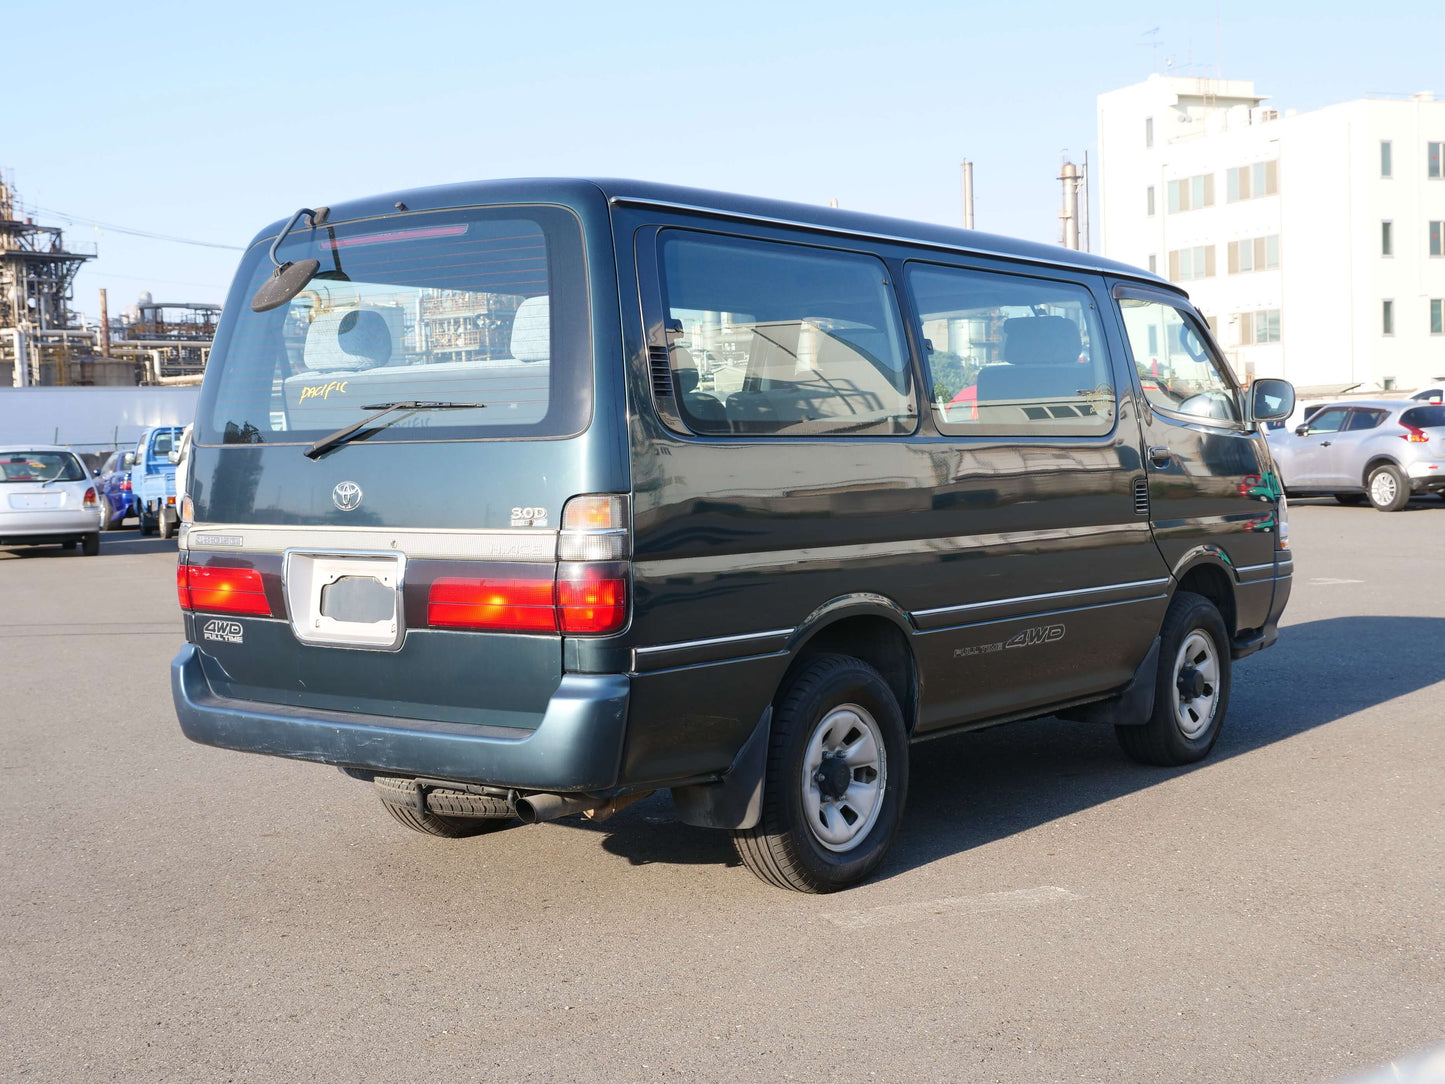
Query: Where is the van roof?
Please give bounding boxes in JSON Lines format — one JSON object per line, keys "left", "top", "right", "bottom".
{"left": 248, "top": 177, "right": 1176, "bottom": 291}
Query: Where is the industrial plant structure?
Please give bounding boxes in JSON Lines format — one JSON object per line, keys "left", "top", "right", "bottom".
{"left": 1, "top": 174, "right": 217, "bottom": 387}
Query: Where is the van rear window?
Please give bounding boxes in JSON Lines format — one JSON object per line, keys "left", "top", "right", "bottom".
{"left": 197, "top": 206, "right": 590, "bottom": 445}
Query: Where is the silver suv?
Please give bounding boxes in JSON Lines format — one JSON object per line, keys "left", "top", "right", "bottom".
{"left": 1267, "top": 400, "right": 1445, "bottom": 510}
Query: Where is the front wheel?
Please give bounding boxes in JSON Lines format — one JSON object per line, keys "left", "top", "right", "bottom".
{"left": 1116, "top": 591, "right": 1231, "bottom": 767}
{"left": 1366, "top": 464, "right": 1410, "bottom": 512}
{"left": 732, "top": 654, "right": 908, "bottom": 893}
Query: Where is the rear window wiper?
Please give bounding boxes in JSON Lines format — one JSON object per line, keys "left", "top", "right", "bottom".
{"left": 303, "top": 400, "right": 485, "bottom": 459}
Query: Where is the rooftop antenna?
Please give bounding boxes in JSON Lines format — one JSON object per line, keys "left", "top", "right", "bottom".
{"left": 1139, "top": 27, "right": 1162, "bottom": 72}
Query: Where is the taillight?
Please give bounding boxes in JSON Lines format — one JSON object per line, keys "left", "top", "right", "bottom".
{"left": 83, "top": 487, "right": 97, "bottom": 508}
{"left": 558, "top": 494, "right": 629, "bottom": 561}
{"left": 557, "top": 565, "right": 628, "bottom": 634}
{"left": 120, "top": 479, "right": 131, "bottom": 491}
{"left": 428, "top": 576, "right": 557, "bottom": 632}
{"left": 177, "top": 563, "right": 271, "bottom": 616}
{"left": 1400, "top": 424, "right": 1429, "bottom": 443}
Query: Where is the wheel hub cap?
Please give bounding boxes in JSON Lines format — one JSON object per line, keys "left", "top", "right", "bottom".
{"left": 801, "top": 704, "right": 887, "bottom": 853}
{"left": 1171, "top": 631, "right": 1220, "bottom": 740}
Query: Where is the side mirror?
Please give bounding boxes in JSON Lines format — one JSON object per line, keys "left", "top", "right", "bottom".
{"left": 1294, "top": 424, "right": 1310, "bottom": 437}
{"left": 92, "top": 468, "right": 100, "bottom": 477}
{"left": 1247, "top": 377, "right": 1295, "bottom": 425}
{"left": 167, "top": 450, "right": 180, "bottom": 464}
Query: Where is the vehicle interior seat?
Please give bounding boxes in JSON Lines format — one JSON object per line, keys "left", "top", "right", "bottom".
{"left": 975, "top": 315, "right": 1089, "bottom": 421}
{"left": 671, "top": 347, "right": 729, "bottom": 431}
{"left": 301, "top": 309, "right": 394, "bottom": 372}
{"left": 509, "top": 295, "right": 549, "bottom": 363}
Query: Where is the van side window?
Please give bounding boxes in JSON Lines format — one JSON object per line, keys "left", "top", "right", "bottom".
{"left": 906, "top": 264, "right": 1115, "bottom": 436}
{"left": 1118, "top": 298, "right": 1240, "bottom": 424}
{"left": 657, "top": 231, "right": 914, "bottom": 436}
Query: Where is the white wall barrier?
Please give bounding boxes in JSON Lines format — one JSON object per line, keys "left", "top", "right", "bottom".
{"left": 0, "top": 387, "right": 202, "bottom": 452}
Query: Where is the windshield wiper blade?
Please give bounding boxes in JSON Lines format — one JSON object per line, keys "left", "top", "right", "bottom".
{"left": 303, "top": 400, "right": 485, "bottom": 460}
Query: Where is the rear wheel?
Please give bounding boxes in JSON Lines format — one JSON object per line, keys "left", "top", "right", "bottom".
{"left": 1366, "top": 463, "right": 1410, "bottom": 512}
{"left": 1116, "top": 591, "right": 1231, "bottom": 767}
{"left": 373, "top": 776, "right": 513, "bottom": 838}
{"left": 732, "top": 654, "right": 908, "bottom": 893}
{"left": 158, "top": 508, "right": 175, "bottom": 539}
{"left": 1333, "top": 493, "right": 1366, "bottom": 506}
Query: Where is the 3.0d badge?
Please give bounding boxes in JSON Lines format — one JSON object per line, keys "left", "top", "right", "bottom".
{"left": 332, "top": 481, "right": 363, "bottom": 511}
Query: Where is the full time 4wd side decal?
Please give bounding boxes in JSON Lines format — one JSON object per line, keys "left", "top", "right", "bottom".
{"left": 202, "top": 619, "right": 244, "bottom": 645}
{"left": 954, "top": 624, "right": 1065, "bottom": 659}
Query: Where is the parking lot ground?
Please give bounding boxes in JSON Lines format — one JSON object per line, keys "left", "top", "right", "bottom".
{"left": 2, "top": 504, "right": 1443, "bottom": 1082}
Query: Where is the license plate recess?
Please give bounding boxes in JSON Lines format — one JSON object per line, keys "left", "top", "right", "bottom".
{"left": 283, "top": 551, "right": 405, "bottom": 650}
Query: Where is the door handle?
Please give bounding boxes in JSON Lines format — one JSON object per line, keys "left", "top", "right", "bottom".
{"left": 1148, "top": 446, "right": 1172, "bottom": 467}
{"left": 1319, "top": 441, "right": 1332, "bottom": 447}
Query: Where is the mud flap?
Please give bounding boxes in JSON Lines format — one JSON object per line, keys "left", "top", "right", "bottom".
{"left": 671, "top": 707, "right": 771, "bottom": 830}
{"left": 1058, "top": 636, "right": 1160, "bottom": 727}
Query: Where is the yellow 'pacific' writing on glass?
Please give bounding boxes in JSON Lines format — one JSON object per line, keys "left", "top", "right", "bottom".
{"left": 299, "top": 380, "right": 349, "bottom": 402}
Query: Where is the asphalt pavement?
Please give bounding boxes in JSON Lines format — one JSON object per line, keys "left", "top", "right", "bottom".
{"left": 2, "top": 500, "right": 1442, "bottom": 1082}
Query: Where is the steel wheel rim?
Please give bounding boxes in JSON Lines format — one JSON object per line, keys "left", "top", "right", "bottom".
{"left": 800, "top": 703, "right": 887, "bottom": 853}
{"left": 1370, "top": 471, "right": 1397, "bottom": 506}
{"left": 1172, "top": 631, "right": 1220, "bottom": 739}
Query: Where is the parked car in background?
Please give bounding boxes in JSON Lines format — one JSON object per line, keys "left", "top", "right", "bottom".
{"left": 96, "top": 449, "right": 137, "bottom": 530}
{"left": 169, "top": 424, "right": 193, "bottom": 526}
{"left": 1266, "top": 400, "right": 1445, "bottom": 510}
{"left": 1410, "top": 386, "right": 1443, "bottom": 404}
{"left": 133, "top": 426, "right": 183, "bottom": 538}
{"left": 0, "top": 445, "right": 101, "bottom": 555}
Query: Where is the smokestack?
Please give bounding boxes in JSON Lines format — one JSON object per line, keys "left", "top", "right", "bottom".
{"left": 1058, "top": 160, "right": 1081, "bottom": 250}
{"left": 961, "top": 160, "right": 975, "bottom": 230}
{"left": 98, "top": 288, "right": 111, "bottom": 357}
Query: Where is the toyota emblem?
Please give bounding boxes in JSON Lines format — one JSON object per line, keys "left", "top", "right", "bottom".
{"left": 332, "top": 481, "right": 363, "bottom": 512}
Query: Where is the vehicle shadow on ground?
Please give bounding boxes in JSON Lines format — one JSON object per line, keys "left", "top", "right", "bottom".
{"left": 580, "top": 615, "right": 1445, "bottom": 880}
{"left": 1290, "top": 496, "right": 1445, "bottom": 512}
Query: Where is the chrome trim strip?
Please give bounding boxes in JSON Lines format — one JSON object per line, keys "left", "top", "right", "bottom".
{"left": 633, "top": 522, "right": 1153, "bottom": 579}
{"left": 608, "top": 195, "right": 1165, "bottom": 283}
{"left": 1234, "top": 562, "right": 1276, "bottom": 574}
{"left": 634, "top": 627, "right": 795, "bottom": 657}
{"left": 912, "top": 578, "right": 1170, "bottom": 620}
{"left": 183, "top": 523, "right": 558, "bottom": 562}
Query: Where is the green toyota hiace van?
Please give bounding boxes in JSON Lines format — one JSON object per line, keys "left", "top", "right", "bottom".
{"left": 172, "top": 179, "right": 1295, "bottom": 892}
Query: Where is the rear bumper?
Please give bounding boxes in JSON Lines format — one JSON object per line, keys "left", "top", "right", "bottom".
{"left": 0, "top": 510, "right": 97, "bottom": 540}
{"left": 171, "top": 643, "right": 629, "bottom": 791}
{"left": 1405, "top": 461, "right": 1445, "bottom": 488}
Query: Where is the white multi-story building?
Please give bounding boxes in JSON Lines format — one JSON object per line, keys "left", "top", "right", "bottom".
{"left": 1098, "top": 74, "right": 1445, "bottom": 392}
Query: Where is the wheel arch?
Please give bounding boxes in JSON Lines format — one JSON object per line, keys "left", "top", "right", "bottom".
{"left": 1361, "top": 454, "right": 1402, "bottom": 487}
{"left": 1168, "top": 547, "right": 1239, "bottom": 636}
{"left": 782, "top": 594, "right": 920, "bottom": 735}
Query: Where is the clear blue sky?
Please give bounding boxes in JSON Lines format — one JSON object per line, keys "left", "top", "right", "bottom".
{"left": 4, "top": 0, "right": 1443, "bottom": 321}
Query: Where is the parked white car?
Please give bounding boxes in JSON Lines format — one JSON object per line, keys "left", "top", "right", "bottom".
{"left": 0, "top": 445, "right": 102, "bottom": 555}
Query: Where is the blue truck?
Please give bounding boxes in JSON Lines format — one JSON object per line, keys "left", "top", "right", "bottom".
{"left": 133, "top": 426, "right": 183, "bottom": 538}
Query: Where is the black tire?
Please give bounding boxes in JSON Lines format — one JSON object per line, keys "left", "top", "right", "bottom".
{"left": 731, "top": 654, "right": 908, "bottom": 893}
{"left": 1366, "top": 463, "right": 1410, "bottom": 512}
{"left": 1116, "top": 591, "right": 1231, "bottom": 767}
{"left": 98, "top": 504, "right": 113, "bottom": 531}
{"left": 61, "top": 540, "right": 77, "bottom": 551}
{"left": 1333, "top": 493, "right": 1367, "bottom": 506}
{"left": 80, "top": 532, "right": 99, "bottom": 557}
{"left": 158, "top": 508, "right": 175, "bottom": 540}
{"left": 139, "top": 510, "right": 154, "bottom": 537}
{"left": 373, "top": 776, "right": 513, "bottom": 838}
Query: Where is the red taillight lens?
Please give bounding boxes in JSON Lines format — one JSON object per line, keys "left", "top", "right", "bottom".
{"left": 428, "top": 577, "right": 557, "bottom": 632}
{"left": 83, "top": 487, "right": 97, "bottom": 508}
{"left": 177, "top": 564, "right": 271, "bottom": 616}
{"left": 1400, "top": 424, "right": 1429, "bottom": 443}
{"left": 557, "top": 567, "right": 627, "bottom": 634}
{"left": 120, "top": 479, "right": 131, "bottom": 491}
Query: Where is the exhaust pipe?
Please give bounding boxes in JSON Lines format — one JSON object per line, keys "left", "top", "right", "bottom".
{"left": 514, "top": 790, "right": 656, "bottom": 825}
{"left": 514, "top": 793, "right": 596, "bottom": 824}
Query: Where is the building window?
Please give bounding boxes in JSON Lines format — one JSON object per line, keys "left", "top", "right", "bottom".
{"left": 1168, "top": 245, "right": 1215, "bottom": 282}
{"left": 1432, "top": 221, "right": 1444, "bottom": 257}
{"left": 1146, "top": 185, "right": 1155, "bottom": 216}
{"left": 1167, "top": 173, "right": 1214, "bottom": 212}
{"left": 1148, "top": 254, "right": 1157, "bottom": 274}
{"left": 1227, "top": 235, "right": 1281, "bottom": 273}
{"left": 1239, "top": 309, "right": 1281, "bottom": 345}
{"left": 1430, "top": 142, "right": 1444, "bottom": 179}
{"left": 1382, "top": 140, "right": 1393, "bottom": 177}
{"left": 1431, "top": 299, "right": 1443, "bottom": 335}
{"left": 1383, "top": 299, "right": 1395, "bottom": 336}
{"left": 1146, "top": 117, "right": 1153, "bottom": 148}
{"left": 1382, "top": 221, "right": 1393, "bottom": 256}
{"left": 1226, "top": 161, "right": 1279, "bottom": 202}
